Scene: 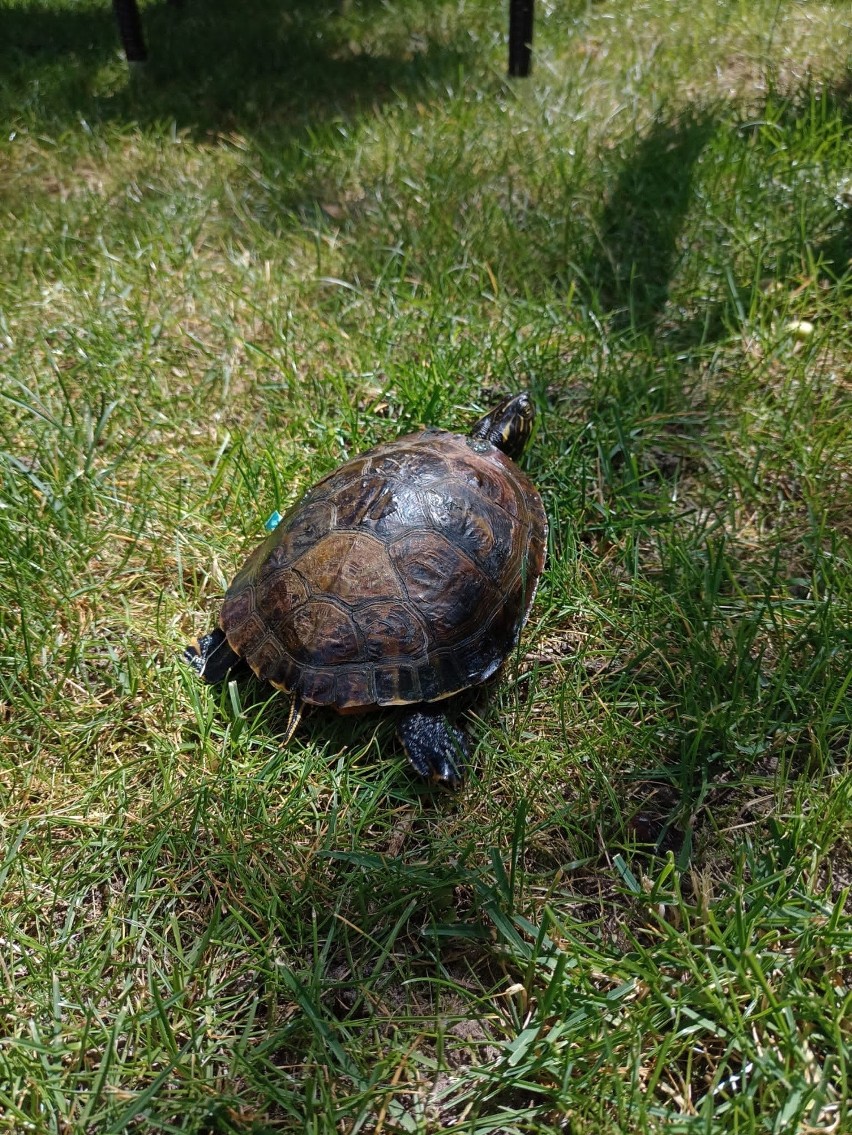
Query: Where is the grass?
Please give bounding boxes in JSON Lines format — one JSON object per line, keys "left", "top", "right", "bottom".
{"left": 1, "top": 0, "right": 851, "bottom": 1131}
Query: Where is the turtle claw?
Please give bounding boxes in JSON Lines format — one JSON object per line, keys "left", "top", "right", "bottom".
{"left": 183, "top": 627, "right": 243, "bottom": 684}
{"left": 184, "top": 640, "right": 206, "bottom": 676}
{"left": 397, "top": 707, "right": 468, "bottom": 789}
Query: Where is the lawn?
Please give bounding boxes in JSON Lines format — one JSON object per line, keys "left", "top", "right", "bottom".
{"left": 1, "top": 1, "right": 851, "bottom": 1132}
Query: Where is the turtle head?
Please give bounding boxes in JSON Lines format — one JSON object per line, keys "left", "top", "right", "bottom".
{"left": 470, "top": 392, "right": 535, "bottom": 462}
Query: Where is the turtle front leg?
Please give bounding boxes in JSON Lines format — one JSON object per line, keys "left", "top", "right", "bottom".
{"left": 184, "top": 626, "right": 244, "bottom": 684}
{"left": 396, "top": 706, "right": 469, "bottom": 789}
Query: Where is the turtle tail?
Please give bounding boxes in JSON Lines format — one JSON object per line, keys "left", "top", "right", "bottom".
{"left": 184, "top": 627, "right": 244, "bottom": 684}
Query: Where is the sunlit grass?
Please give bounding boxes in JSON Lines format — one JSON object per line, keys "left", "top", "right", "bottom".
{"left": 0, "top": 1, "right": 851, "bottom": 1131}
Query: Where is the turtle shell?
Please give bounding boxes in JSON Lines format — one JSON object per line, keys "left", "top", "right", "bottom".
{"left": 219, "top": 429, "right": 547, "bottom": 710}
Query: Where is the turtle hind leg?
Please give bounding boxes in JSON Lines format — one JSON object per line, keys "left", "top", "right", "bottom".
{"left": 184, "top": 626, "right": 244, "bottom": 684}
{"left": 396, "top": 706, "right": 469, "bottom": 789}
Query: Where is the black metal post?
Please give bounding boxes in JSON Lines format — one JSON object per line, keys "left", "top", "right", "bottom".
{"left": 508, "top": 0, "right": 534, "bottom": 78}
{"left": 113, "top": 0, "right": 147, "bottom": 62}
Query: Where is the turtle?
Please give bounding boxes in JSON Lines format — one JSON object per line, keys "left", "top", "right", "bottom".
{"left": 184, "top": 392, "right": 547, "bottom": 787}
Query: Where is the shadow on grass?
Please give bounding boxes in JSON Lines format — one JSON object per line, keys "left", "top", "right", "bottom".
{"left": 4, "top": 0, "right": 478, "bottom": 137}
{"left": 587, "top": 108, "right": 718, "bottom": 330}
{"left": 567, "top": 82, "right": 852, "bottom": 342}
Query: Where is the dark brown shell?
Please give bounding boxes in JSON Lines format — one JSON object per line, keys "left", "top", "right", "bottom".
{"left": 220, "top": 429, "right": 547, "bottom": 709}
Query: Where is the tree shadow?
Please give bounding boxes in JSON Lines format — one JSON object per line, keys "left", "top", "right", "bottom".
{"left": 3, "top": 0, "right": 479, "bottom": 139}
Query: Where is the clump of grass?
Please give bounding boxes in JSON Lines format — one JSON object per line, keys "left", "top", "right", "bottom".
{"left": 1, "top": 1, "right": 851, "bottom": 1131}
